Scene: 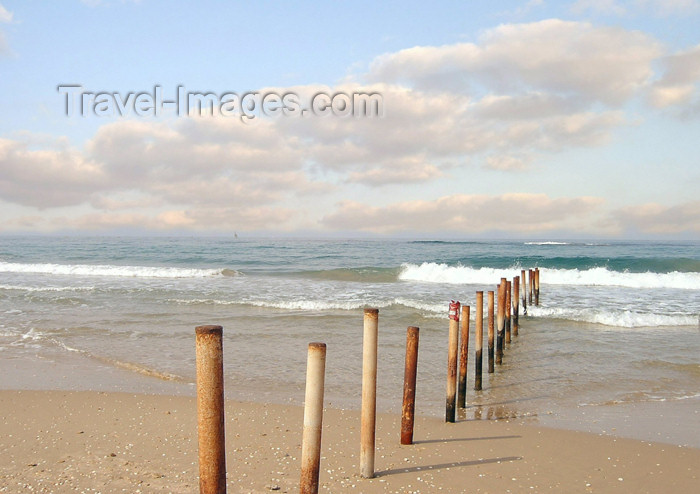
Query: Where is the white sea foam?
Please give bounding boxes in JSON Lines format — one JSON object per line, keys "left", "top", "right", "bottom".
{"left": 540, "top": 266, "right": 699, "bottom": 289}
{"left": 0, "top": 284, "right": 96, "bottom": 292}
{"left": 398, "top": 263, "right": 700, "bottom": 289}
{"left": 0, "top": 262, "right": 236, "bottom": 279}
{"left": 399, "top": 263, "right": 509, "bottom": 285}
{"left": 524, "top": 241, "right": 570, "bottom": 245}
{"left": 169, "top": 296, "right": 447, "bottom": 313}
{"left": 527, "top": 306, "right": 696, "bottom": 328}
{"left": 579, "top": 392, "right": 700, "bottom": 406}
{"left": 248, "top": 299, "right": 372, "bottom": 311}
{"left": 393, "top": 298, "right": 445, "bottom": 315}
{"left": 169, "top": 297, "right": 375, "bottom": 311}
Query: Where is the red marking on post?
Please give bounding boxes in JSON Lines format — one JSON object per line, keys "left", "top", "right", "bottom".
{"left": 448, "top": 300, "right": 461, "bottom": 321}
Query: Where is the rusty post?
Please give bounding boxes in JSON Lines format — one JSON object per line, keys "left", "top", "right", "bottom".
{"left": 458, "top": 305, "right": 470, "bottom": 408}
{"left": 535, "top": 268, "right": 540, "bottom": 305}
{"left": 521, "top": 269, "right": 527, "bottom": 315}
{"left": 400, "top": 326, "right": 420, "bottom": 445}
{"left": 300, "top": 343, "right": 327, "bottom": 494}
{"left": 360, "top": 308, "right": 379, "bottom": 479}
{"left": 529, "top": 269, "right": 534, "bottom": 305}
{"left": 505, "top": 281, "right": 512, "bottom": 345}
{"left": 446, "top": 301, "right": 460, "bottom": 423}
{"left": 513, "top": 275, "right": 520, "bottom": 337}
{"left": 488, "top": 291, "right": 495, "bottom": 374}
{"left": 496, "top": 280, "right": 505, "bottom": 365}
{"left": 474, "top": 292, "right": 483, "bottom": 390}
{"left": 195, "top": 325, "right": 226, "bottom": 494}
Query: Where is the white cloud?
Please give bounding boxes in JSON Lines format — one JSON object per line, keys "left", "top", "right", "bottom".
{"left": 635, "top": 0, "right": 700, "bottom": 15}
{"left": 64, "top": 206, "right": 296, "bottom": 232}
{"left": 0, "top": 117, "right": 329, "bottom": 215}
{"left": 609, "top": 201, "right": 700, "bottom": 233}
{"left": 571, "top": 0, "right": 627, "bottom": 15}
{"left": 346, "top": 160, "right": 443, "bottom": 186}
{"left": 369, "top": 19, "right": 662, "bottom": 106}
{"left": 0, "top": 76, "right": 633, "bottom": 231}
{"left": 322, "top": 194, "right": 605, "bottom": 233}
{"left": 0, "top": 3, "right": 11, "bottom": 55}
{"left": 485, "top": 154, "right": 532, "bottom": 171}
{"left": 0, "top": 4, "right": 12, "bottom": 23}
{"left": 649, "top": 44, "right": 700, "bottom": 114}
{"left": 0, "top": 138, "right": 107, "bottom": 208}
{"left": 571, "top": 0, "right": 699, "bottom": 15}
{"left": 502, "top": 0, "right": 546, "bottom": 17}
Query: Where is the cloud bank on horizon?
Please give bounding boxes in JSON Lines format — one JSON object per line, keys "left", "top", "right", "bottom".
{"left": 0, "top": 1, "right": 698, "bottom": 238}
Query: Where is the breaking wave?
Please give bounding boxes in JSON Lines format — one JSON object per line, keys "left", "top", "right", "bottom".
{"left": 0, "top": 262, "right": 239, "bottom": 279}
{"left": 398, "top": 263, "right": 700, "bottom": 289}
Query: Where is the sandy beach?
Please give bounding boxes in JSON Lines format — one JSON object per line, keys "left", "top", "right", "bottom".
{"left": 1, "top": 389, "right": 698, "bottom": 493}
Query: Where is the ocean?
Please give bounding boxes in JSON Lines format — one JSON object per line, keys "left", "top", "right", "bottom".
{"left": 1, "top": 236, "right": 699, "bottom": 446}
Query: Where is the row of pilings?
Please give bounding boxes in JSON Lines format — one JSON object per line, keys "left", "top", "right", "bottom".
{"left": 194, "top": 269, "right": 541, "bottom": 493}
{"left": 443, "top": 268, "right": 540, "bottom": 424}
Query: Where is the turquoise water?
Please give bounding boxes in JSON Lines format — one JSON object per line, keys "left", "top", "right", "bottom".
{"left": 1, "top": 236, "right": 699, "bottom": 446}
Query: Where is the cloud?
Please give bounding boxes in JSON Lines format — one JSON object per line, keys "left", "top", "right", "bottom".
{"left": 502, "top": 0, "right": 546, "bottom": 17}
{"left": 571, "top": 0, "right": 699, "bottom": 15}
{"left": 0, "top": 138, "right": 107, "bottom": 208}
{"left": 0, "top": 76, "right": 630, "bottom": 232}
{"left": 0, "top": 3, "right": 11, "bottom": 55}
{"left": 321, "top": 194, "right": 605, "bottom": 233}
{"left": 649, "top": 43, "right": 700, "bottom": 115}
{"left": 609, "top": 201, "right": 700, "bottom": 233}
{"left": 368, "top": 19, "right": 662, "bottom": 106}
{"left": 0, "top": 117, "right": 329, "bottom": 215}
{"left": 1, "top": 77, "right": 625, "bottom": 211}
{"left": 284, "top": 81, "right": 627, "bottom": 177}
{"left": 0, "top": 4, "right": 12, "bottom": 23}
{"left": 346, "top": 160, "right": 443, "bottom": 186}
{"left": 571, "top": 0, "right": 627, "bottom": 15}
{"left": 635, "top": 0, "right": 700, "bottom": 16}
{"left": 64, "top": 206, "right": 296, "bottom": 232}
{"left": 484, "top": 154, "right": 531, "bottom": 171}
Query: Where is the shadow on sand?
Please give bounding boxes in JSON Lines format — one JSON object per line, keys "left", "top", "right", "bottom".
{"left": 376, "top": 456, "right": 522, "bottom": 477}
{"left": 413, "top": 434, "right": 521, "bottom": 445}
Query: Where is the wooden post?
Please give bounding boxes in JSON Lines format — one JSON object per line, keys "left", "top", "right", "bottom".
{"left": 401, "top": 326, "right": 420, "bottom": 445}
{"left": 521, "top": 269, "right": 527, "bottom": 315}
{"left": 496, "top": 280, "right": 505, "bottom": 365}
{"left": 300, "top": 343, "right": 327, "bottom": 494}
{"left": 505, "top": 281, "right": 512, "bottom": 345}
{"left": 458, "top": 305, "right": 470, "bottom": 408}
{"left": 535, "top": 268, "right": 540, "bottom": 306}
{"left": 446, "top": 300, "right": 460, "bottom": 423}
{"left": 195, "top": 325, "right": 226, "bottom": 494}
{"left": 513, "top": 276, "right": 520, "bottom": 337}
{"left": 360, "top": 308, "right": 379, "bottom": 479}
{"left": 488, "top": 291, "right": 494, "bottom": 374}
{"left": 529, "top": 269, "right": 534, "bottom": 305}
{"left": 474, "top": 292, "right": 483, "bottom": 390}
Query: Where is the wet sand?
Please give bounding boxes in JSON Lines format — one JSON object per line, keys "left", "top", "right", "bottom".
{"left": 1, "top": 390, "right": 698, "bottom": 493}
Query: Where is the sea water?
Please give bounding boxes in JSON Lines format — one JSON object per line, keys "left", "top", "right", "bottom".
{"left": 1, "top": 236, "right": 698, "bottom": 446}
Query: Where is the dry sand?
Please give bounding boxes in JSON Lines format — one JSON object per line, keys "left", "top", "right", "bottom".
{"left": 1, "top": 390, "right": 699, "bottom": 493}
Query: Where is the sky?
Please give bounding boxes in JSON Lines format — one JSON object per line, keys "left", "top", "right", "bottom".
{"left": 0, "top": 0, "right": 699, "bottom": 239}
